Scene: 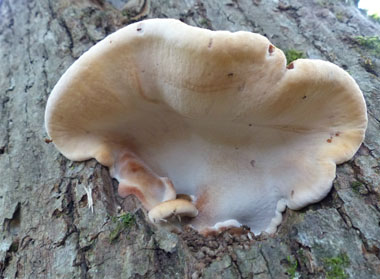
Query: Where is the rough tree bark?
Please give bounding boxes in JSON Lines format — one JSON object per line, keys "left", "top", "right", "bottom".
{"left": 0, "top": 0, "right": 379, "bottom": 278}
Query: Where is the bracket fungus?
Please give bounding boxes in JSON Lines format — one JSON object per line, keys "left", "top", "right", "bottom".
{"left": 45, "top": 18, "right": 367, "bottom": 235}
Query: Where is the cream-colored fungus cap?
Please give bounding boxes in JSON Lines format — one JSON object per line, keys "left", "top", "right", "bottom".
{"left": 45, "top": 18, "right": 367, "bottom": 234}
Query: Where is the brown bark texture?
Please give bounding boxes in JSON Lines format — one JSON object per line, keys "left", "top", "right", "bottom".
{"left": 0, "top": 0, "right": 380, "bottom": 278}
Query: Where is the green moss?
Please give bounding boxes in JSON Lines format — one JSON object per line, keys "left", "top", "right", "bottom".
{"left": 9, "top": 241, "right": 19, "bottom": 253}
{"left": 335, "top": 12, "right": 345, "bottom": 22}
{"left": 109, "top": 212, "right": 135, "bottom": 242}
{"left": 369, "top": 13, "right": 380, "bottom": 23}
{"left": 350, "top": 180, "right": 369, "bottom": 195}
{"left": 323, "top": 253, "right": 350, "bottom": 279}
{"left": 286, "top": 256, "right": 299, "bottom": 279}
{"left": 297, "top": 248, "right": 307, "bottom": 265}
{"left": 121, "top": 10, "right": 134, "bottom": 18}
{"left": 354, "top": 36, "right": 380, "bottom": 57}
{"left": 284, "top": 49, "right": 306, "bottom": 65}
{"left": 351, "top": 181, "right": 363, "bottom": 193}
{"left": 199, "top": 18, "right": 209, "bottom": 27}
{"left": 316, "top": 0, "right": 328, "bottom": 8}
{"left": 361, "top": 56, "right": 378, "bottom": 76}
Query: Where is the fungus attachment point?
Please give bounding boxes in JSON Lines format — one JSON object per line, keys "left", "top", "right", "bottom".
{"left": 45, "top": 18, "right": 367, "bottom": 235}
{"left": 176, "top": 193, "right": 194, "bottom": 202}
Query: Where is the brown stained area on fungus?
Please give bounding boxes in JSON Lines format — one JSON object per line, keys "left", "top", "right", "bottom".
{"left": 118, "top": 153, "right": 146, "bottom": 176}
{"left": 326, "top": 132, "right": 341, "bottom": 143}
{"left": 115, "top": 151, "right": 176, "bottom": 209}
{"left": 268, "top": 44, "right": 275, "bottom": 54}
{"left": 125, "top": 160, "right": 145, "bottom": 173}
{"left": 287, "top": 62, "right": 294, "bottom": 69}
{"left": 195, "top": 188, "right": 210, "bottom": 214}
{"left": 118, "top": 184, "right": 147, "bottom": 205}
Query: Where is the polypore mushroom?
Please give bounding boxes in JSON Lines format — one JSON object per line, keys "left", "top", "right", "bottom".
{"left": 45, "top": 18, "right": 367, "bottom": 235}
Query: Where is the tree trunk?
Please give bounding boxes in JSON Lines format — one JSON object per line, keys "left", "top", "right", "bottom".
{"left": 1, "top": 0, "right": 379, "bottom": 278}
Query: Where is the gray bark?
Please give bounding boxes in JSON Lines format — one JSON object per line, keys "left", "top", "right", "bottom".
{"left": 1, "top": 0, "right": 379, "bottom": 278}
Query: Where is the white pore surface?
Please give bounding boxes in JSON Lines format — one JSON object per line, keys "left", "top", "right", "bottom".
{"left": 113, "top": 107, "right": 337, "bottom": 234}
